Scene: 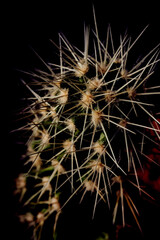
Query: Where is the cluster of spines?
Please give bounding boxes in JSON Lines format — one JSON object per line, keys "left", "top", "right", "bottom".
{"left": 14, "top": 14, "right": 160, "bottom": 239}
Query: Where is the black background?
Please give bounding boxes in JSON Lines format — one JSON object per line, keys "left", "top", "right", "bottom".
{"left": 3, "top": 0, "right": 160, "bottom": 239}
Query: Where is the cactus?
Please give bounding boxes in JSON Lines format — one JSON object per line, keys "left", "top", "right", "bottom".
{"left": 14, "top": 9, "right": 160, "bottom": 240}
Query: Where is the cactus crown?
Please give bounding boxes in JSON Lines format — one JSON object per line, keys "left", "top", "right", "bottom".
{"left": 15, "top": 10, "right": 160, "bottom": 240}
